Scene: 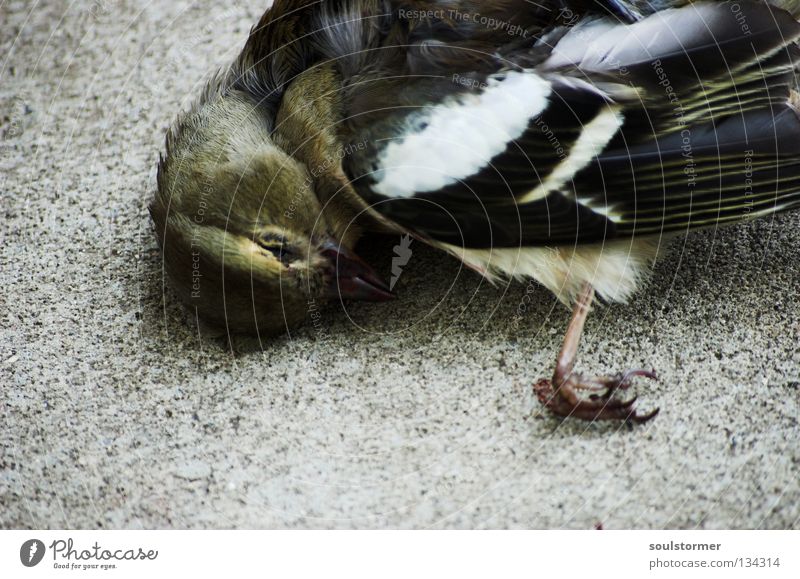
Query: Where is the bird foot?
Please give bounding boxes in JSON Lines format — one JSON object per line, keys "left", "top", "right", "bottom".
{"left": 534, "top": 369, "right": 659, "bottom": 423}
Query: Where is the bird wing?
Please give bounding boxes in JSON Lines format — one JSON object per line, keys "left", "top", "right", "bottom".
{"left": 342, "top": 0, "right": 800, "bottom": 248}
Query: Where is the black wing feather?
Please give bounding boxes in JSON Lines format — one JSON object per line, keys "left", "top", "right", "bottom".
{"left": 343, "top": 0, "right": 800, "bottom": 248}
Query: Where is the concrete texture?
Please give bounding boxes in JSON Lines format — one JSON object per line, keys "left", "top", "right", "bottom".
{"left": 2, "top": 0, "right": 799, "bottom": 530}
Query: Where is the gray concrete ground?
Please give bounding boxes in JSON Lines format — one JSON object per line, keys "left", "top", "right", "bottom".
{"left": 2, "top": 1, "right": 799, "bottom": 529}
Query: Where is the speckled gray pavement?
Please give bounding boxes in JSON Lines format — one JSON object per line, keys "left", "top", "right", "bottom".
{"left": 2, "top": 1, "right": 799, "bottom": 530}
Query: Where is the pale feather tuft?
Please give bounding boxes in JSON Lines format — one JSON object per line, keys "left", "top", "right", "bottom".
{"left": 435, "top": 238, "right": 664, "bottom": 306}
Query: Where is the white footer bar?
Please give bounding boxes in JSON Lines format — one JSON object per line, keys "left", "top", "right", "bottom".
{"left": 1, "top": 530, "right": 797, "bottom": 577}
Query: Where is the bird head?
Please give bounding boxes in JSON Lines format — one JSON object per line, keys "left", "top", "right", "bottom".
{"left": 150, "top": 89, "right": 393, "bottom": 336}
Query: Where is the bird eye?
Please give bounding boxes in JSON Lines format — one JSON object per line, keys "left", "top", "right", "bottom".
{"left": 258, "top": 234, "right": 292, "bottom": 263}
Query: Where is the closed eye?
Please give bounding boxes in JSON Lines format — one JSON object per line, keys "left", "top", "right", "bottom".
{"left": 258, "top": 234, "right": 292, "bottom": 263}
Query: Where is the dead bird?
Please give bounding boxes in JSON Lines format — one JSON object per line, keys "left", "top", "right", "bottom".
{"left": 151, "top": 0, "right": 800, "bottom": 423}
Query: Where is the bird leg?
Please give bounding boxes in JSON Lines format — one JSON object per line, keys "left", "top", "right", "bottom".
{"left": 533, "top": 283, "right": 659, "bottom": 423}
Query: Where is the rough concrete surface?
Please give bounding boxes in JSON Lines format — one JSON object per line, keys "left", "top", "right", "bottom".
{"left": 1, "top": 1, "right": 799, "bottom": 529}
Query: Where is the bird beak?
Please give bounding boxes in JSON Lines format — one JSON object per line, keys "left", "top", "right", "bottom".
{"left": 320, "top": 239, "right": 396, "bottom": 302}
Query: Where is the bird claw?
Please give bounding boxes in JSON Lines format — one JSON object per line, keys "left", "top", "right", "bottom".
{"left": 534, "top": 369, "right": 659, "bottom": 424}
{"left": 588, "top": 368, "right": 658, "bottom": 399}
